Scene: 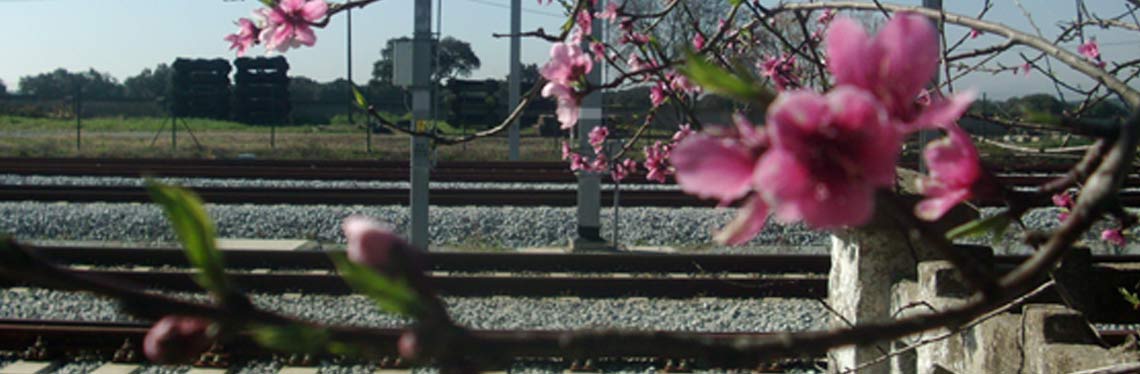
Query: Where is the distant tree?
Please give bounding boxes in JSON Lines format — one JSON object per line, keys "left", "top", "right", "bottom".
{"left": 123, "top": 64, "right": 172, "bottom": 99}
{"left": 18, "top": 68, "right": 124, "bottom": 99}
{"left": 289, "top": 76, "right": 323, "bottom": 101}
{"left": 1007, "top": 93, "right": 1066, "bottom": 116}
{"left": 0, "top": 79, "right": 6, "bottom": 96}
{"left": 370, "top": 36, "right": 481, "bottom": 86}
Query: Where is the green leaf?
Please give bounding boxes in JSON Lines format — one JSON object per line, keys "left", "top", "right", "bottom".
{"left": 680, "top": 51, "right": 771, "bottom": 103}
{"left": 146, "top": 181, "right": 229, "bottom": 294}
{"left": 727, "top": 0, "right": 745, "bottom": 6}
{"left": 250, "top": 324, "right": 330, "bottom": 354}
{"left": 257, "top": 0, "right": 278, "bottom": 7}
{"left": 351, "top": 86, "right": 369, "bottom": 110}
{"left": 946, "top": 212, "right": 1012, "bottom": 241}
{"left": 1120, "top": 288, "right": 1140, "bottom": 310}
{"left": 329, "top": 252, "right": 427, "bottom": 318}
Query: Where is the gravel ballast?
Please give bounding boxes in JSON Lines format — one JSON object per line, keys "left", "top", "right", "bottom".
{"left": 0, "top": 200, "right": 1134, "bottom": 254}
{"left": 0, "top": 288, "right": 827, "bottom": 332}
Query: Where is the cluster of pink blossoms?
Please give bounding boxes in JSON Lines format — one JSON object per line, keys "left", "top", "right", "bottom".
{"left": 224, "top": 0, "right": 328, "bottom": 56}
{"left": 672, "top": 13, "right": 978, "bottom": 244}
{"left": 1052, "top": 191, "right": 1129, "bottom": 246}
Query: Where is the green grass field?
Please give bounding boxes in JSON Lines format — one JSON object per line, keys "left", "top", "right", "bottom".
{"left": 0, "top": 115, "right": 575, "bottom": 160}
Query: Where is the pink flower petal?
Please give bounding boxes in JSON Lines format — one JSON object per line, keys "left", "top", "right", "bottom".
{"left": 713, "top": 196, "right": 769, "bottom": 245}
{"left": 924, "top": 124, "right": 980, "bottom": 188}
{"left": 915, "top": 188, "right": 971, "bottom": 221}
{"left": 300, "top": 0, "right": 328, "bottom": 21}
{"left": 905, "top": 91, "right": 976, "bottom": 132}
{"left": 876, "top": 13, "right": 939, "bottom": 114}
{"left": 825, "top": 18, "right": 875, "bottom": 89}
{"left": 672, "top": 133, "right": 758, "bottom": 204}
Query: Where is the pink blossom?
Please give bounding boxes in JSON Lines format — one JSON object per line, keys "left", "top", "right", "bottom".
{"left": 144, "top": 316, "right": 214, "bottom": 364}
{"left": 1052, "top": 192, "right": 1075, "bottom": 210}
{"left": 1078, "top": 39, "right": 1101, "bottom": 60}
{"left": 713, "top": 197, "right": 769, "bottom": 245}
{"left": 914, "top": 124, "right": 981, "bottom": 221}
{"left": 595, "top": 2, "right": 620, "bottom": 22}
{"left": 671, "top": 124, "right": 693, "bottom": 143}
{"left": 541, "top": 43, "right": 593, "bottom": 129}
{"left": 916, "top": 90, "right": 932, "bottom": 107}
{"left": 1053, "top": 191, "right": 1075, "bottom": 222}
{"left": 692, "top": 33, "right": 706, "bottom": 50}
{"left": 1103, "top": 227, "right": 1127, "bottom": 246}
{"left": 759, "top": 54, "right": 798, "bottom": 91}
{"left": 643, "top": 141, "right": 671, "bottom": 183}
{"left": 224, "top": 18, "right": 260, "bottom": 57}
{"left": 561, "top": 140, "right": 572, "bottom": 160}
{"left": 672, "top": 117, "right": 767, "bottom": 205}
{"left": 612, "top": 158, "right": 637, "bottom": 182}
{"left": 590, "top": 42, "right": 606, "bottom": 62}
{"left": 968, "top": 29, "right": 981, "bottom": 39}
{"left": 259, "top": 0, "right": 327, "bottom": 52}
{"left": 588, "top": 126, "right": 609, "bottom": 154}
{"left": 620, "top": 31, "right": 650, "bottom": 45}
{"left": 588, "top": 152, "right": 608, "bottom": 172}
{"left": 672, "top": 115, "right": 770, "bottom": 243}
{"left": 1078, "top": 39, "right": 1107, "bottom": 68}
{"left": 825, "top": 13, "right": 973, "bottom": 131}
{"left": 1021, "top": 63, "right": 1032, "bottom": 76}
{"left": 649, "top": 83, "right": 668, "bottom": 107}
{"left": 568, "top": 153, "right": 586, "bottom": 171}
{"left": 542, "top": 42, "right": 593, "bottom": 87}
{"left": 817, "top": 9, "right": 835, "bottom": 25}
{"left": 572, "top": 10, "right": 594, "bottom": 44}
{"left": 755, "top": 87, "right": 901, "bottom": 228}
{"left": 668, "top": 72, "right": 699, "bottom": 94}
{"left": 542, "top": 83, "right": 581, "bottom": 130}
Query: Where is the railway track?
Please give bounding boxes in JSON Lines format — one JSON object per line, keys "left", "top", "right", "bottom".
{"left": 0, "top": 319, "right": 825, "bottom": 371}
{"left": 0, "top": 157, "right": 1135, "bottom": 186}
{"left": 2, "top": 184, "right": 1140, "bottom": 207}
{"left": 8, "top": 244, "right": 1140, "bottom": 323}
{"left": 4, "top": 244, "right": 1140, "bottom": 370}
{"left": 6, "top": 245, "right": 828, "bottom": 299}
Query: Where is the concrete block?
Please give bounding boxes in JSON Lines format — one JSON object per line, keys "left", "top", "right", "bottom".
{"left": 0, "top": 361, "right": 58, "bottom": 374}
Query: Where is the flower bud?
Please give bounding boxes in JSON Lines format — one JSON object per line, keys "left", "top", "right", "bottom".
{"left": 342, "top": 216, "right": 429, "bottom": 291}
{"left": 397, "top": 330, "right": 420, "bottom": 360}
{"left": 143, "top": 315, "right": 214, "bottom": 364}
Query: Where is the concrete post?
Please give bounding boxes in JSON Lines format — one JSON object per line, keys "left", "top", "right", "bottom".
{"left": 826, "top": 185, "right": 976, "bottom": 373}
{"left": 508, "top": 0, "right": 521, "bottom": 160}
{"left": 572, "top": 0, "right": 606, "bottom": 251}
{"left": 829, "top": 221, "right": 927, "bottom": 374}
{"left": 409, "top": 0, "right": 433, "bottom": 250}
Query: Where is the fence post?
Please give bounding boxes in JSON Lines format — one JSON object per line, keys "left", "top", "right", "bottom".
{"left": 74, "top": 87, "right": 82, "bottom": 152}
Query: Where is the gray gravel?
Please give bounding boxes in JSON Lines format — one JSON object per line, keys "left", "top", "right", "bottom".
{"left": 1, "top": 200, "right": 1135, "bottom": 255}
{"left": 0, "top": 288, "right": 826, "bottom": 332}
{"left": 0, "top": 201, "right": 826, "bottom": 251}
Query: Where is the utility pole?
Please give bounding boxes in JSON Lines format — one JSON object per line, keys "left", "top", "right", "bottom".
{"left": 410, "top": 0, "right": 433, "bottom": 249}
{"left": 573, "top": 0, "right": 605, "bottom": 251}
{"left": 919, "top": 0, "right": 942, "bottom": 173}
{"left": 508, "top": 0, "right": 521, "bottom": 160}
{"left": 347, "top": 8, "right": 354, "bottom": 125}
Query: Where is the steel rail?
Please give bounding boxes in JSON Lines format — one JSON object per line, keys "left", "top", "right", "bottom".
{"left": 0, "top": 184, "right": 1137, "bottom": 207}
{"left": 0, "top": 157, "right": 1133, "bottom": 186}
{"left": 0, "top": 318, "right": 1131, "bottom": 369}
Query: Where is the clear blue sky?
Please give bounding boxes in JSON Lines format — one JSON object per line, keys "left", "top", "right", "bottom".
{"left": 1, "top": 0, "right": 1137, "bottom": 99}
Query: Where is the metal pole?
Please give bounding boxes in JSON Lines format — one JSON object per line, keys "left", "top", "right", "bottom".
{"left": 74, "top": 84, "right": 81, "bottom": 152}
{"left": 410, "top": 0, "right": 433, "bottom": 250}
{"left": 918, "top": 0, "right": 942, "bottom": 173}
{"left": 573, "top": 0, "right": 605, "bottom": 251}
{"left": 507, "top": 0, "right": 521, "bottom": 160}
{"left": 347, "top": 8, "right": 354, "bottom": 125}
